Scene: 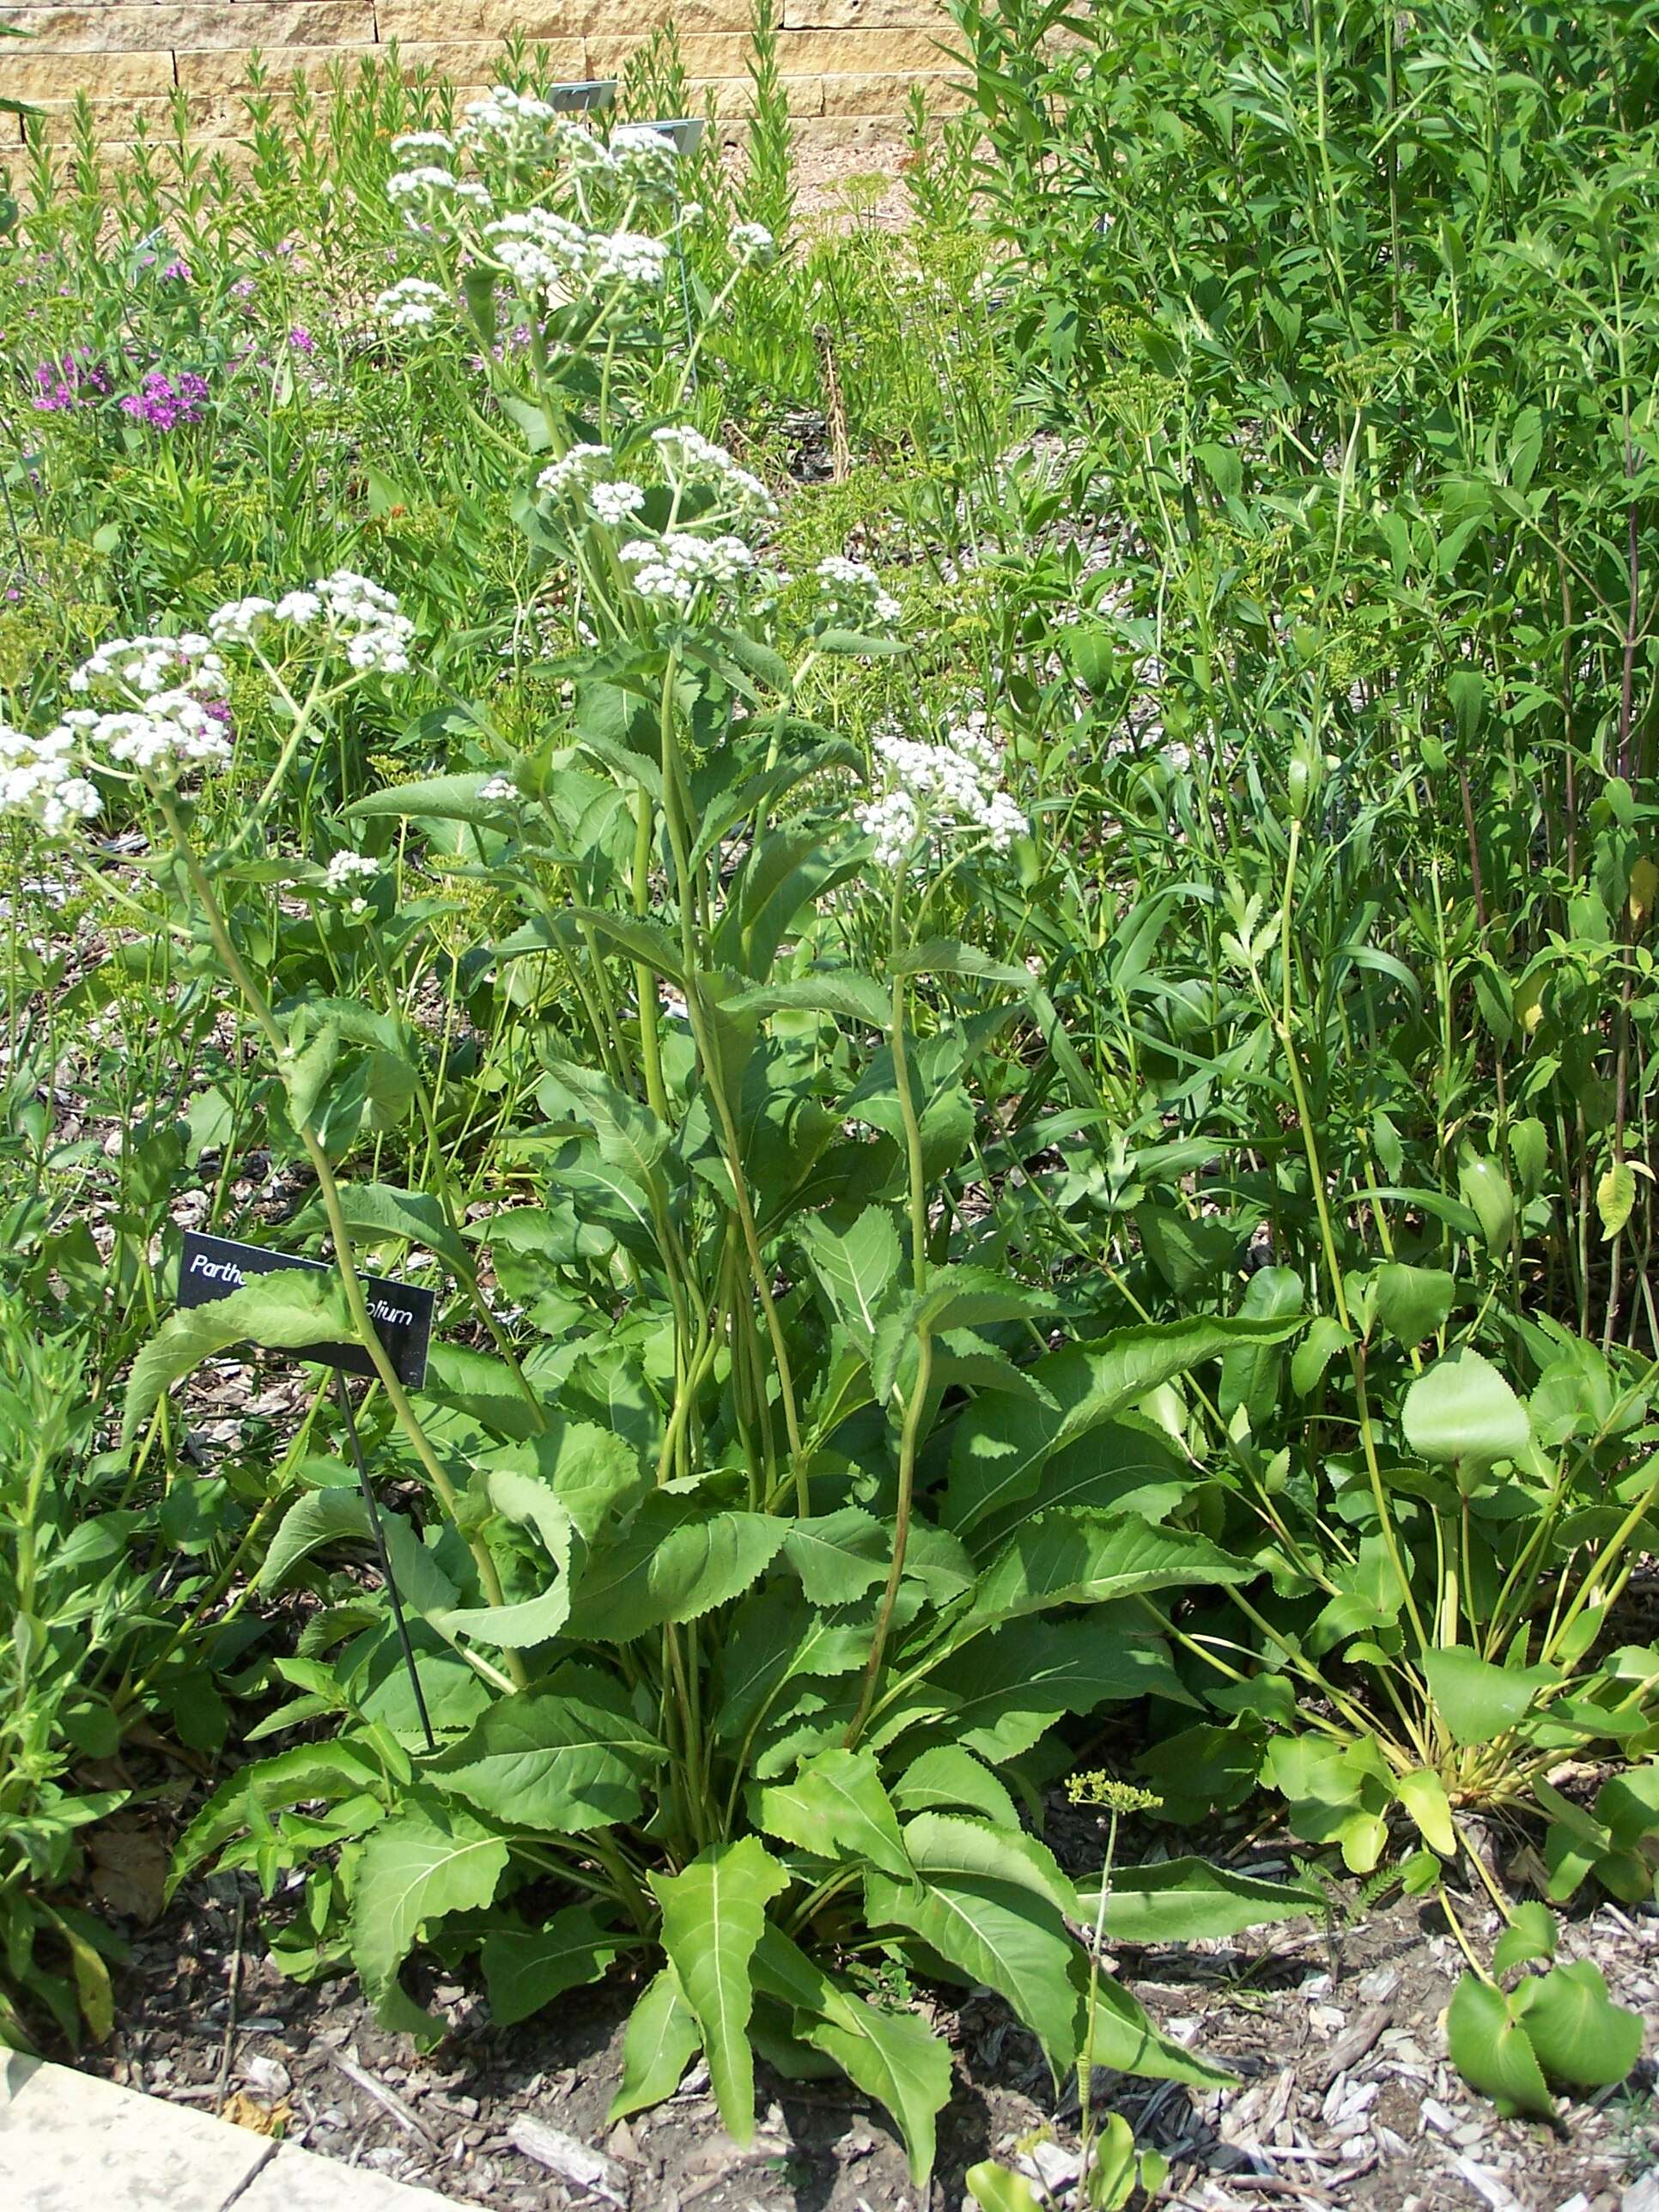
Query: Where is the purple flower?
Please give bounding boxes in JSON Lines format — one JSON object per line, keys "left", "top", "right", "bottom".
{"left": 161, "top": 258, "right": 192, "bottom": 283}
{"left": 232, "top": 277, "right": 257, "bottom": 301}
{"left": 30, "top": 349, "right": 110, "bottom": 412}
{"left": 118, "top": 368, "right": 210, "bottom": 430}
{"left": 288, "top": 326, "right": 315, "bottom": 355}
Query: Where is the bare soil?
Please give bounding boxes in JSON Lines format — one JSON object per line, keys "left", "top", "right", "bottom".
{"left": 80, "top": 1797, "right": 1659, "bottom": 2212}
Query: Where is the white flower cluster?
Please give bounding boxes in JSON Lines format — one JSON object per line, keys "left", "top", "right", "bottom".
{"left": 538, "top": 445, "right": 613, "bottom": 498}
{"left": 207, "top": 572, "right": 415, "bottom": 675}
{"left": 375, "top": 276, "right": 447, "bottom": 331}
{"left": 620, "top": 531, "right": 756, "bottom": 611}
{"left": 72, "top": 695, "right": 231, "bottom": 779}
{"left": 0, "top": 722, "right": 100, "bottom": 838}
{"left": 856, "top": 712, "right": 1025, "bottom": 868}
{"left": 324, "top": 848, "right": 379, "bottom": 910}
{"left": 70, "top": 631, "right": 226, "bottom": 702}
{"left": 389, "top": 131, "right": 455, "bottom": 157}
{"left": 607, "top": 125, "right": 680, "bottom": 198}
{"left": 479, "top": 775, "right": 519, "bottom": 802}
{"left": 591, "top": 481, "right": 647, "bottom": 525}
{"left": 652, "top": 425, "right": 775, "bottom": 514}
{"left": 481, "top": 210, "right": 666, "bottom": 300}
{"left": 456, "top": 85, "right": 572, "bottom": 160}
{"left": 817, "top": 554, "right": 902, "bottom": 629}
{"left": 730, "top": 221, "right": 776, "bottom": 264}
{"left": 386, "top": 167, "right": 494, "bottom": 229}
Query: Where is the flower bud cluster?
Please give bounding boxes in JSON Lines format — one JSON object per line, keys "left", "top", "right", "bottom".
{"left": 856, "top": 711, "right": 1025, "bottom": 868}
{"left": 652, "top": 426, "right": 775, "bottom": 514}
{"left": 324, "top": 848, "right": 380, "bottom": 911}
{"left": 386, "top": 167, "right": 495, "bottom": 231}
{"left": 729, "top": 222, "right": 777, "bottom": 264}
{"left": 606, "top": 125, "right": 681, "bottom": 199}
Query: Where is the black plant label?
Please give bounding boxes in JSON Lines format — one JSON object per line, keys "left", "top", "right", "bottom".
{"left": 178, "top": 1231, "right": 434, "bottom": 1389}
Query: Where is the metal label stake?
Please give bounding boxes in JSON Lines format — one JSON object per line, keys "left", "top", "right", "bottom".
{"left": 333, "top": 1367, "right": 438, "bottom": 1755}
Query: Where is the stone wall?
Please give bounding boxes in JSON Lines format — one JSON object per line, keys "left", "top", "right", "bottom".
{"left": 1, "top": 1, "right": 957, "bottom": 158}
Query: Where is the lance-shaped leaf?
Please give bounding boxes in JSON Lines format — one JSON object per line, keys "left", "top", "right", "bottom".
{"left": 872, "top": 1267, "right": 1052, "bottom": 1406}
{"left": 257, "top": 1487, "right": 374, "bottom": 1592}
{"left": 959, "top": 1510, "right": 1248, "bottom": 1638}
{"left": 798, "top": 1208, "right": 902, "bottom": 1347}
{"left": 943, "top": 1316, "right": 1303, "bottom": 1535}
{"left": 650, "top": 1837, "right": 790, "bottom": 2143}
{"left": 1083, "top": 1976, "right": 1234, "bottom": 2087}
{"left": 610, "top": 1966, "right": 702, "bottom": 2120}
{"left": 123, "top": 1271, "right": 352, "bottom": 1443}
{"left": 347, "top": 771, "right": 527, "bottom": 828}
{"left": 753, "top": 1748, "right": 912, "bottom": 1878}
{"left": 753, "top": 1928, "right": 951, "bottom": 2182}
{"left": 568, "top": 1497, "right": 787, "bottom": 1642}
{"left": 1074, "top": 1858, "right": 1323, "bottom": 1945}
{"left": 866, "top": 1831, "right": 1081, "bottom": 2069}
{"left": 428, "top": 1671, "right": 666, "bottom": 1833}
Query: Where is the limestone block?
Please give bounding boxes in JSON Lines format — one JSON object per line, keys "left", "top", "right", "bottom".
{"left": 1, "top": 4, "right": 377, "bottom": 53}
{"left": 686, "top": 72, "right": 826, "bottom": 118}
{"left": 819, "top": 67, "right": 957, "bottom": 114}
{"left": 793, "top": 112, "right": 910, "bottom": 149}
{"left": 376, "top": 0, "right": 748, "bottom": 35}
{"left": 778, "top": 27, "right": 945, "bottom": 70}
{"left": 235, "top": 2140, "right": 450, "bottom": 2211}
{"left": 4, "top": 49, "right": 177, "bottom": 100}
{"left": 22, "top": 96, "right": 184, "bottom": 145}
{"left": 389, "top": 38, "right": 587, "bottom": 83}
{"left": 176, "top": 46, "right": 386, "bottom": 95}
{"left": 0, "top": 2057, "right": 274, "bottom": 2212}
{"left": 781, "top": 0, "right": 951, "bottom": 26}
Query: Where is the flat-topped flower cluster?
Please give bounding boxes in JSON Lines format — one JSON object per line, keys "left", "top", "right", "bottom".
{"left": 858, "top": 711, "right": 1026, "bottom": 868}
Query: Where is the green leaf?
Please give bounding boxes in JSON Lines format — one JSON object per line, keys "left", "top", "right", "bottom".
{"left": 754, "top": 1748, "right": 912, "bottom": 1878}
{"left": 1075, "top": 1858, "right": 1323, "bottom": 1945}
{"left": 752, "top": 1928, "right": 950, "bottom": 2183}
{"left": 1597, "top": 1161, "right": 1637, "bottom": 1241}
{"left": 891, "top": 1748, "right": 1018, "bottom": 1826}
{"left": 1372, "top": 1264, "right": 1456, "bottom": 1349}
{"left": 257, "top": 1487, "right": 373, "bottom": 1591}
{"left": 568, "top": 1498, "right": 787, "bottom": 1642}
{"left": 429, "top": 1674, "right": 666, "bottom": 1832}
{"left": 123, "top": 1272, "right": 351, "bottom": 1443}
{"left": 336, "top": 1182, "right": 473, "bottom": 1280}
{"left": 482, "top": 1905, "right": 629, "bottom": 2027}
{"left": 347, "top": 772, "right": 522, "bottom": 827}
{"left": 1512, "top": 1961, "right": 1644, "bottom": 2089}
{"left": 650, "top": 1838, "right": 790, "bottom": 2144}
{"left": 1445, "top": 1975, "right": 1553, "bottom": 2119}
{"left": 1084, "top": 1975, "right": 1233, "bottom": 2087}
{"left": 1422, "top": 1647, "right": 1552, "bottom": 1747}
{"left": 867, "top": 1835, "right": 1080, "bottom": 2069}
{"left": 961, "top": 1510, "right": 1247, "bottom": 1637}
{"left": 1393, "top": 1767, "right": 1457, "bottom": 1857}
{"left": 1218, "top": 1267, "right": 1303, "bottom": 1423}
{"left": 944, "top": 1317, "right": 1301, "bottom": 1535}
{"left": 966, "top": 2164, "right": 1047, "bottom": 2212}
{"left": 927, "top": 1613, "right": 1194, "bottom": 1764}
{"left": 350, "top": 1801, "right": 510, "bottom": 2030}
{"left": 609, "top": 1966, "right": 702, "bottom": 2120}
{"left": 1492, "top": 1901, "right": 1557, "bottom": 1977}
{"left": 780, "top": 1507, "right": 890, "bottom": 1605}
{"left": 798, "top": 1208, "right": 901, "bottom": 1346}
{"left": 1402, "top": 1350, "right": 1531, "bottom": 1470}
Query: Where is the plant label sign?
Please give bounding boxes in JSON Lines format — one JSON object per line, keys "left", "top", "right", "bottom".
{"left": 178, "top": 1231, "right": 434, "bottom": 1389}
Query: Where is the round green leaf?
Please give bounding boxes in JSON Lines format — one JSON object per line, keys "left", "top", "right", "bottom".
{"left": 1402, "top": 1349, "right": 1530, "bottom": 1468}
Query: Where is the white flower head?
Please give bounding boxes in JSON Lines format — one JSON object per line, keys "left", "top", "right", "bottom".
{"left": 620, "top": 530, "right": 757, "bottom": 611}
{"left": 0, "top": 722, "right": 102, "bottom": 839}
{"left": 590, "top": 480, "right": 647, "bottom": 526}
{"left": 325, "top": 848, "right": 380, "bottom": 893}
{"left": 390, "top": 131, "right": 455, "bottom": 158}
{"left": 591, "top": 231, "right": 668, "bottom": 288}
{"left": 730, "top": 220, "right": 777, "bottom": 265}
{"left": 817, "top": 553, "right": 902, "bottom": 629}
{"left": 374, "top": 276, "right": 447, "bottom": 331}
{"left": 857, "top": 711, "right": 1025, "bottom": 872}
{"left": 651, "top": 425, "right": 776, "bottom": 515}
{"left": 607, "top": 125, "right": 680, "bottom": 198}
{"left": 538, "top": 444, "right": 613, "bottom": 500}
{"left": 70, "top": 632, "right": 227, "bottom": 705}
{"left": 479, "top": 774, "right": 519, "bottom": 802}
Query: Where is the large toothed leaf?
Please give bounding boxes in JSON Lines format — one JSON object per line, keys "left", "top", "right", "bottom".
{"left": 959, "top": 1510, "right": 1247, "bottom": 1638}
{"left": 123, "top": 1271, "right": 351, "bottom": 1443}
{"left": 428, "top": 1670, "right": 666, "bottom": 1833}
{"left": 650, "top": 1837, "right": 790, "bottom": 2144}
{"left": 753, "top": 1748, "right": 912, "bottom": 1879}
{"left": 568, "top": 1497, "right": 787, "bottom": 1642}
{"left": 350, "top": 1799, "right": 510, "bottom": 2028}
{"left": 943, "top": 1316, "right": 1302, "bottom": 1535}
{"left": 798, "top": 1208, "right": 902, "bottom": 1347}
{"left": 780, "top": 1506, "right": 890, "bottom": 1605}
{"left": 481, "top": 1904, "right": 629, "bottom": 2028}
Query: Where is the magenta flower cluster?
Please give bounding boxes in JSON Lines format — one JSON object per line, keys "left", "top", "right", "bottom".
{"left": 119, "top": 370, "right": 210, "bottom": 429}
{"left": 31, "top": 351, "right": 111, "bottom": 412}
